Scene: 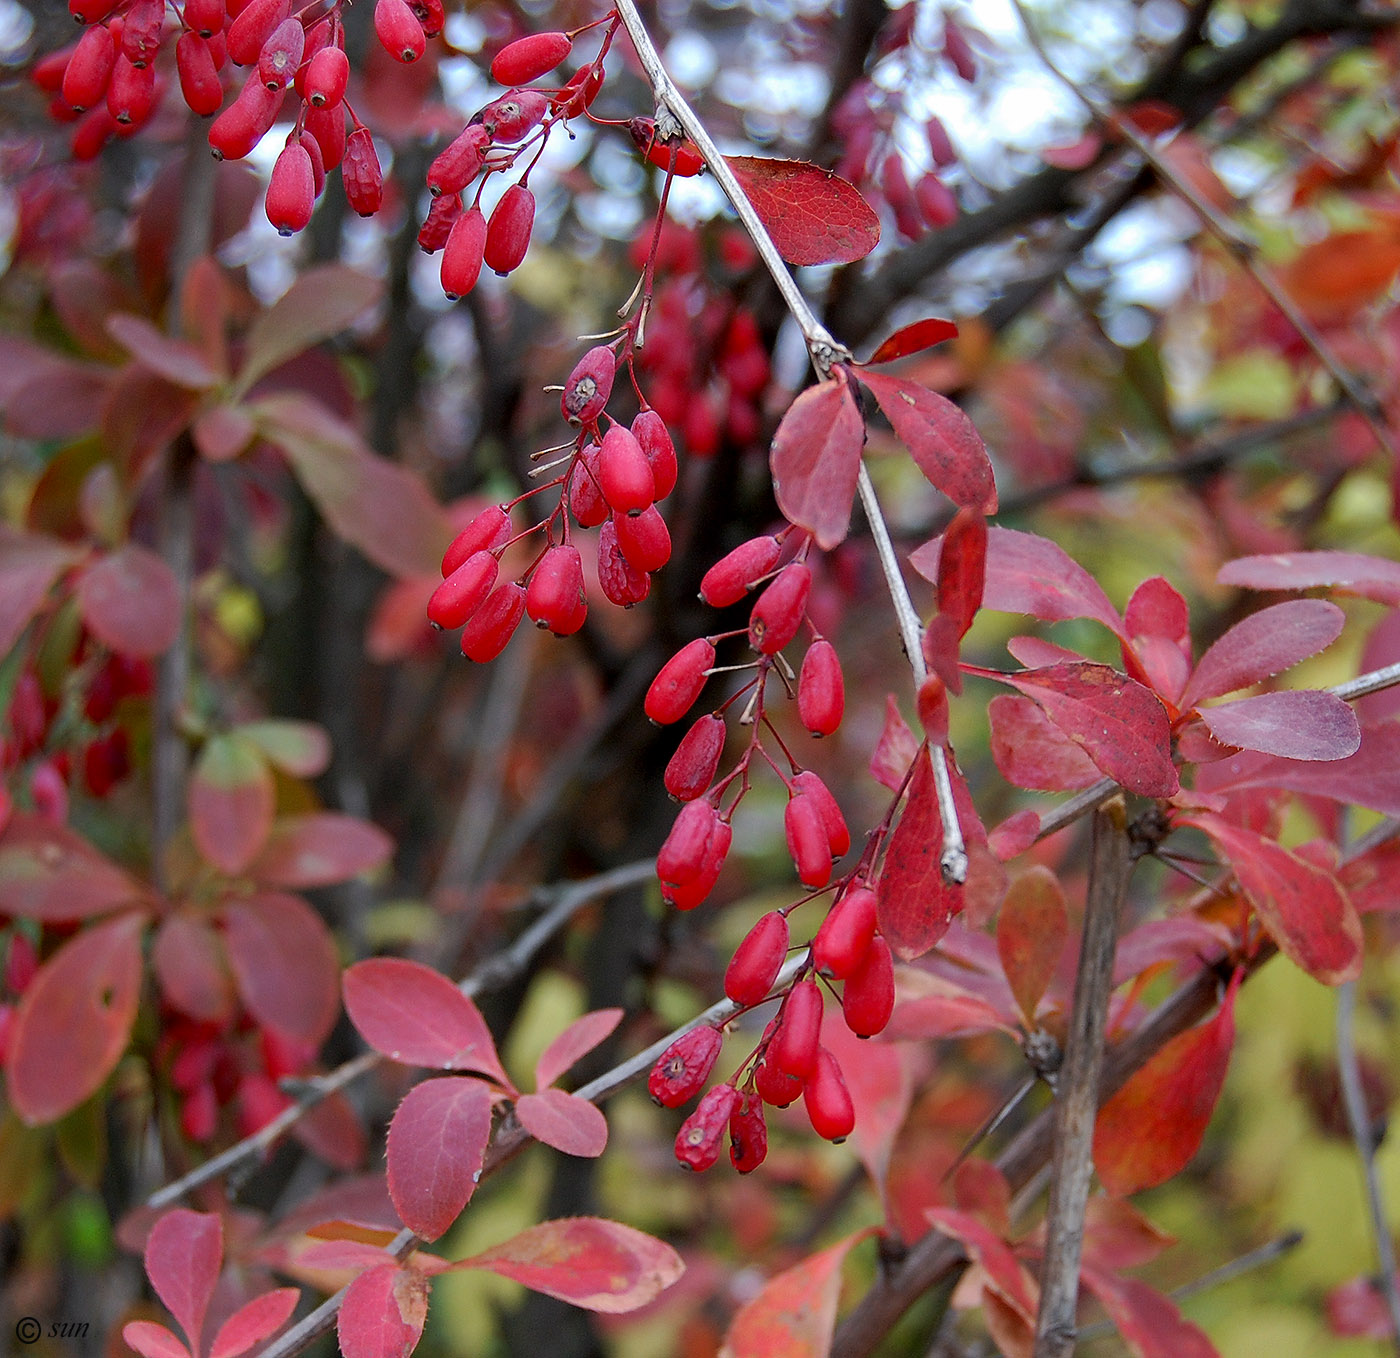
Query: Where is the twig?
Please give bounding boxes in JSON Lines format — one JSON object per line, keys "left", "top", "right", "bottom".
{"left": 1336, "top": 980, "right": 1400, "bottom": 1353}
{"left": 1033, "top": 797, "right": 1132, "bottom": 1358}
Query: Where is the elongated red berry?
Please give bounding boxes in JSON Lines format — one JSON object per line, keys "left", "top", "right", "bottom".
{"left": 300, "top": 132, "right": 325, "bottom": 196}
{"left": 343, "top": 126, "right": 383, "bottom": 215}
{"left": 943, "top": 13, "right": 977, "bottom": 82}
{"left": 597, "top": 517, "right": 650, "bottom": 608}
{"left": 427, "top": 550, "right": 498, "bottom": 629}
{"left": 561, "top": 346, "right": 615, "bottom": 426}
{"left": 813, "top": 886, "right": 877, "bottom": 979}
{"left": 70, "top": 0, "right": 119, "bottom": 22}
{"left": 552, "top": 64, "right": 603, "bottom": 117}
{"left": 628, "top": 117, "right": 704, "bottom": 177}
{"left": 749, "top": 561, "right": 810, "bottom": 654}
{"left": 226, "top": 0, "right": 289, "bottom": 66}
{"left": 664, "top": 714, "right": 724, "bottom": 801}
{"left": 842, "top": 934, "right": 894, "bottom": 1038}
{"left": 257, "top": 16, "right": 303, "bottom": 90}
{"left": 176, "top": 32, "right": 224, "bottom": 116}
{"left": 185, "top": 0, "right": 224, "bottom": 35}
{"left": 798, "top": 639, "right": 844, "bottom": 737}
{"left": 916, "top": 172, "right": 958, "bottom": 228}
{"left": 418, "top": 191, "right": 461, "bottom": 253}
{"left": 598, "top": 425, "right": 653, "bottom": 515}
{"left": 645, "top": 638, "right": 714, "bottom": 724}
{"left": 304, "top": 103, "right": 346, "bottom": 170}
{"left": 632, "top": 410, "right": 677, "bottom": 501}
{"left": 568, "top": 443, "right": 608, "bottom": 529}
{"left": 303, "top": 43, "right": 348, "bottom": 108}
{"left": 614, "top": 506, "right": 670, "bottom": 573}
{"left": 428, "top": 124, "right": 489, "bottom": 196}
{"left": 266, "top": 139, "right": 315, "bottom": 234}
{"left": 480, "top": 89, "right": 547, "bottom": 143}
{"left": 785, "top": 792, "right": 832, "bottom": 889}
{"left": 662, "top": 819, "right": 730, "bottom": 911}
{"left": 491, "top": 31, "right": 571, "bottom": 86}
{"left": 525, "top": 544, "right": 585, "bottom": 635}
{"left": 755, "top": 1050, "right": 802, "bottom": 1107}
{"left": 62, "top": 22, "right": 116, "bottom": 109}
{"left": 483, "top": 183, "right": 534, "bottom": 274}
{"left": 675, "top": 1083, "right": 740, "bottom": 1171}
{"left": 295, "top": 17, "right": 332, "bottom": 93}
{"left": 71, "top": 107, "right": 116, "bottom": 160}
{"left": 208, "top": 73, "right": 281, "bottom": 159}
{"left": 700, "top": 535, "right": 783, "bottom": 608}
{"left": 32, "top": 43, "right": 79, "bottom": 94}
{"left": 461, "top": 581, "right": 526, "bottom": 662}
{"left": 648, "top": 1025, "right": 722, "bottom": 1107}
{"left": 375, "top": 0, "right": 425, "bottom": 62}
{"left": 121, "top": 0, "right": 165, "bottom": 68}
{"left": 107, "top": 54, "right": 156, "bottom": 126}
{"left": 772, "top": 979, "right": 822, "bottom": 1080}
{"left": 410, "top": 0, "right": 444, "bottom": 39}
{"left": 442, "top": 504, "right": 510, "bottom": 577}
{"left": 440, "top": 205, "right": 487, "bottom": 298}
{"left": 657, "top": 798, "right": 719, "bottom": 888}
{"left": 792, "top": 769, "right": 849, "bottom": 858}
{"left": 729, "top": 1093, "right": 767, "bottom": 1173}
{"left": 804, "top": 1046, "right": 855, "bottom": 1141}
{"left": 724, "top": 911, "right": 789, "bottom": 1008}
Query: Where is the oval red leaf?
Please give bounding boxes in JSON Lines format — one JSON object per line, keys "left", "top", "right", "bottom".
{"left": 0, "top": 813, "right": 147, "bottom": 921}
{"left": 1218, "top": 549, "right": 1400, "bottom": 605}
{"left": 1081, "top": 1267, "right": 1219, "bottom": 1358}
{"left": 769, "top": 379, "right": 866, "bottom": 550}
{"left": 337, "top": 1262, "right": 431, "bottom": 1358}
{"left": 863, "top": 317, "right": 959, "bottom": 366}
{"left": 386, "top": 1076, "right": 493, "bottom": 1241}
{"left": 996, "top": 866, "right": 1069, "bottom": 1025}
{"left": 515, "top": 1089, "right": 609, "bottom": 1158}
{"left": 75, "top": 543, "right": 181, "bottom": 657}
{"left": 0, "top": 530, "right": 80, "bottom": 657}
{"left": 1197, "top": 689, "right": 1360, "bottom": 761}
{"left": 188, "top": 735, "right": 275, "bottom": 876}
{"left": 988, "top": 694, "right": 1102, "bottom": 792}
{"left": 208, "top": 1287, "right": 300, "bottom": 1358}
{"left": 1181, "top": 599, "right": 1345, "bottom": 708}
{"left": 534, "top": 1008, "right": 623, "bottom": 1091}
{"left": 144, "top": 1209, "right": 223, "bottom": 1353}
{"left": 106, "top": 312, "right": 221, "bottom": 389}
{"left": 121, "top": 1322, "right": 192, "bottom": 1358}
{"left": 250, "top": 813, "right": 393, "bottom": 888}
{"left": 152, "top": 912, "right": 235, "bottom": 1024}
{"left": 725, "top": 156, "right": 880, "bottom": 265}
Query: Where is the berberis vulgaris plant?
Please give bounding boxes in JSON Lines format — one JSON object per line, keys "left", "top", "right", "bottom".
{"left": 6, "top": 0, "right": 1400, "bottom": 1353}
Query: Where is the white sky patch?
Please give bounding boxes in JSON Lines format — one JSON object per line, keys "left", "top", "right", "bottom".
{"left": 665, "top": 32, "right": 719, "bottom": 90}
{"left": 0, "top": 0, "right": 33, "bottom": 62}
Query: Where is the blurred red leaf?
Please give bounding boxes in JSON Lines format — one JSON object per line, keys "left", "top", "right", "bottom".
{"left": 988, "top": 694, "right": 1102, "bottom": 792}
{"left": 1080, "top": 1197, "right": 1176, "bottom": 1273}
{"left": 1081, "top": 1267, "right": 1220, "bottom": 1358}
{"left": 0, "top": 530, "right": 79, "bottom": 657}
{"left": 1327, "top": 1273, "right": 1400, "bottom": 1339}
{"left": 769, "top": 378, "right": 866, "bottom": 550}
{"left": 862, "top": 317, "right": 959, "bottom": 365}
{"left": 386, "top": 1076, "right": 493, "bottom": 1241}
{"left": 1181, "top": 600, "right": 1344, "bottom": 707}
{"left": 996, "top": 866, "right": 1068, "bottom": 1025}
{"left": 75, "top": 543, "right": 181, "bottom": 657}
{"left": 0, "top": 812, "right": 147, "bottom": 920}
{"left": 236, "top": 721, "right": 332, "bottom": 777}
{"left": 515, "top": 1089, "right": 609, "bottom": 1158}
{"left": 342, "top": 958, "right": 510, "bottom": 1084}
{"left": 152, "top": 912, "right": 235, "bottom": 1024}
{"left": 292, "top": 1089, "right": 369, "bottom": 1171}
{"left": 337, "top": 1262, "right": 431, "bottom": 1358}
{"left": 926, "top": 1206, "right": 1036, "bottom": 1322}
{"left": 8, "top": 912, "right": 145, "bottom": 1124}
{"left": 122, "top": 1321, "right": 191, "bottom": 1358}
{"left": 208, "top": 1287, "right": 300, "bottom": 1358}
{"left": 1279, "top": 227, "right": 1400, "bottom": 323}
{"left": 189, "top": 734, "right": 275, "bottom": 876}
{"left": 886, "top": 989, "right": 1013, "bottom": 1041}
{"left": 870, "top": 695, "right": 919, "bottom": 791}
{"left": 724, "top": 157, "right": 880, "bottom": 265}
{"left": 251, "top": 813, "right": 393, "bottom": 888}
{"left": 144, "top": 1208, "right": 223, "bottom": 1354}
{"left": 858, "top": 371, "right": 996, "bottom": 511}
{"left": 455, "top": 1217, "right": 685, "bottom": 1313}
{"left": 1197, "top": 690, "right": 1359, "bottom": 760}
{"left": 193, "top": 403, "right": 255, "bottom": 463}
{"left": 823, "top": 1011, "right": 912, "bottom": 1199}
{"left": 1093, "top": 970, "right": 1241, "bottom": 1195}
{"left": 1042, "top": 134, "right": 1102, "bottom": 168}
{"left": 0, "top": 337, "right": 109, "bottom": 439}
{"left": 106, "top": 312, "right": 221, "bottom": 389}
{"left": 534, "top": 1008, "right": 623, "bottom": 1090}
{"left": 1218, "top": 549, "right": 1400, "bottom": 606}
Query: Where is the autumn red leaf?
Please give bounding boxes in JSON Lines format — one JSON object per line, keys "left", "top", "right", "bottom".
{"left": 1122, "top": 575, "right": 1193, "bottom": 703}
{"left": 926, "top": 1206, "right": 1037, "bottom": 1324}
{"left": 515, "top": 1088, "right": 609, "bottom": 1158}
{"left": 454, "top": 1217, "right": 685, "bottom": 1313}
{"left": 188, "top": 734, "right": 276, "bottom": 876}
{"left": 0, "top": 813, "right": 148, "bottom": 920}
{"left": 75, "top": 543, "right": 181, "bottom": 657}
{"left": 235, "top": 720, "right": 332, "bottom": 777}
{"left": 337, "top": 1262, "right": 431, "bottom": 1358}
{"left": 122, "top": 1321, "right": 192, "bottom": 1358}
{"left": 1218, "top": 549, "right": 1400, "bottom": 605}
{"left": 1080, "top": 1196, "right": 1177, "bottom": 1273}
{"left": 996, "top": 866, "right": 1069, "bottom": 1025}
{"left": 533, "top": 1007, "right": 623, "bottom": 1090}
{"left": 0, "top": 530, "right": 80, "bottom": 657}
{"left": 1081, "top": 1266, "right": 1220, "bottom": 1358}
{"left": 207, "top": 1287, "right": 300, "bottom": 1358}
{"left": 106, "top": 312, "right": 221, "bottom": 390}
{"left": 822, "top": 1011, "right": 912, "bottom": 1199}
{"left": 1278, "top": 226, "right": 1400, "bottom": 322}
{"left": 1180, "top": 599, "right": 1345, "bottom": 707}
{"left": 250, "top": 813, "right": 393, "bottom": 888}
{"left": 386, "top": 1076, "right": 493, "bottom": 1240}
{"left": 869, "top": 695, "right": 919, "bottom": 791}
{"left": 8, "top": 912, "right": 145, "bottom": 1124}
{"left": 768, "top": 378, "right": 866, "bottom": 550}
{"left": 858, "top": 370, "right": 996, "bottom": 511}
{"left": 144, "top": 1208, "right": 223, "bottom": 1355}
{"left": 861, "top": 317, "right": 959, "bottom": 366}
{"left": 342, "top": 957, "right": 510, "bottom": 1084}
{"left": 152, "top": 912, "right": 235, "bottom": 1024}
{"left": 935, "top": 506, "right": 987, "bottom": 639}
{"left": 1196, "top": 689, "right": 1359, "bottom": 760}
{"left": 988, "top": 694, "right": 1102, "bottom": 792}
{"left": 724, "top": 156, "right": 880, "bottom": 265}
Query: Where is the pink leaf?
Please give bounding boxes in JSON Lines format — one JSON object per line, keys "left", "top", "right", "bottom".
{"left": 0, "top": 812, "right": 147, "bottom": 920}
{"left": 337, "top": 1263, "right": 431, "bottom": 1358}
{"left": 251, "top": 813, "right": 393, "bottom": 888}
{"left": 188, "top": 734, "right": 276, "bottom": 876}
{"left": 456, "top": 1218, "right": 685, "bottom": 1314}
{"left": 106, "top": 313, "right": 221, "bottom": 389}
{"left": 221, "top": 892, "right": 340, "bottom": 1047}
{"left": 858, "top": 370, "right": 996, "bottom": 511}
{"left": 8, "top": 912, "right": 145, "bottom": 1124}
{"left": 724, "top": 156, "right": 880, "bottom": 265}
{"left": 75, "top": 544, "right": 181, "bottom": 658}
{"left": 926, "top": 1207, "right": 1036, "bottom": 1322}
{"left": 1081, "top": 1267, "right": 1220, "bottom": 1358}
{"left": 152, "top": 912, "right": 235, "bottom": 1024}
{"left": 1218, "top": 549, "right": 1400, "bottom": 605}
{"left": 862, "top": 317, "right": 959, "bottom": 366}
{"left": 988, "top": 694, "right": 1102, "bottom": 792}
{"left": 121, "top": 1322, "right": 192, "bottom": 1358}
{"left": 1197, "top": 690, "right": 1359, "bottom": 760}
{"left": 822, "top": 1012, "right": 911, "bottom": 1199}
{"left": 870, "top": 695, "right": 919, "bottom": 791}
{"left": 342, "top": 958, "right": 509, "bottom": 1083}
{"left": 885, "top": 991, "right": 1013, "bottom": 1041}
{"left": 1181, "top": 600, "right": 1345, "bottom": 707}
{"left": 0, "top": 530, "right": 80, "bottom": 657}
{"left": 386, "top": 1076, "right": 493, "bottom": 1241}
{"left": 1123, "top": 575, "right": 1192, "bottom": 703}
{"left": 534, "top": 1008, "right": 623, "bottom": 1090}
{"left": 768, "top": 378, "right": 866, "bottom": 550}
{"left": 515, "top": 1089, "right": 609, "bottom": 1157}
{"left": 988, "top": 808, "right": 1041, "bottom": 861}
{"left": 292, "top": 1089, "right": 369, "bottom": 1171}
{"left": 996, "top": 867, "right": 1069, "bottom": 1025}
{"left": 208, "top": 1287, "right": 300, "bottom": 1358}
{"left": 235, "top": 720, "right": 332, "bottom": 777}
{"left": 145, "top": 1209, "right": 223, "bottom": 1354}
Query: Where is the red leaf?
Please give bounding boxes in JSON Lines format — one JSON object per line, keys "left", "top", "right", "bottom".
{"left": 515, "top": 1089, "right": 609, "bottom": 1157}
{"left": 208, "top": 1287, "right": 300, "bottom": 1358}
{"left": 914, "top": 526, "right": 1119, "bottom": 631}
{"left": 152, "top": 912, "right": 235, "bottom": 1024}
{"left": 251, "top": 813, "right": 393, "bottom": 888}
{"left": 993, "top": 663, "right": 1178, "bottom": 797}
{"left": 236, "top": 720, "right": 332, "bottom": 777}
{"left": 106, "top": 313, "right": 221, "bottom": 389}
{"left": 886, "top": 990, "right": 1013, "bottom": 1040}
{"left": 0, "top": 530, "right": 79, "bottom": 657}
{"left": 877, "top": 746, "right": 963, "bottom": 960}
{"left": 926, "top": 1207, "right": 1037, "bottom": 1322}
{"left": 121, "top": 1322, "right": 192, "bottom": 1358}
{"left": 1081, "top": 1267, "right": 1219, "bottom": 1358}
{"left": 193, "top": 403, "right": 256, "bottom": 463}
{"left": 1181, "top": 600, "right": 1345, "bottom": 707}
{"left": 724, "top": 157, "right": 880, "bottom": 265}
{"left": 221, "top": 893, "right": 341, "bottom": 1047}
{"left": 8, "top": 912, "right": 145, "bottom": 1124}
{"left": 534, "top": 1008, "right": 623, "bottom": 1090}
{"left": 768, "top": 378, "right": 866, "bottom": 550}
{"left": 988, "top": 694, "right": 1102, "bottom": 792}
{"left": 718, "top": 1229, "right": 870, "bottom": 1356}
{"left": 337, "top": 1263, "right": 431, "bottom": 1358}
{"left": 870, "top": 695, "right": 919, "bottom": 791}
{"left": 935, "top": 507, "right": 987, "bottom": 639}
{"left": 189, "top": 735, "right": 276, "bottom": 876}
{"left": 858, "top": 371, "right": 996, "bottom": 511}
{"left": 293, "top": 1089, "right": 369, "bottom": 1171}
{"left": 1093, "top": 970, "right": 1241, "bottom": 1196}
{"left": 75, "top": 544, "right": 181, "bottom": 657}
{"left": 822, "top": 1011, "right": 912, "bottom": 1198}
{"left": 342, "top": 958, "right": 510, "bottom": 1084}
{"left": 1185, "top": 816, "right": 1362, "bottom": 983}
{"left": 1218, "top": 549, "right": 1400, "bottom": 606}
{"left": 456, "top": 1217, "right": 685, "bottom": 1314}
{"left": 862, "top": 317, "right": 959, "bottom": 366}
{"left": 1081, "top": 1197, "right": 1177, "bottom": 1273}
{"left": 144, "top": 1208, "right": 223, "bottom": 1354}
{"left": 1197, "top": 690, "right": 1360, "bottom": 760}
{"left": 1328, "top": 1273, "right": 1400, "bottom": 1339}
{"left": 996, "top": 866, "right": 1069, "bottom": 1025}
{"left": 0, "top": 338, "right": 109, "bottom": 440}
{"left": 1123, "top": 575, "right": 1193, "bottom": 703}
{"left": 0, "top": 812, "right": 148, "bottom": 920}
{"left": 386, "top": 1076, "right": 493, "bottom": 1241}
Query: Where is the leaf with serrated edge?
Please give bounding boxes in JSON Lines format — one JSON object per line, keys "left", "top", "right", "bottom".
{"left": 1181, "top": 599, "right": 1344, "bottom": 707}
{"left": 386, "top": 1076, "right": 492, "bottom": 1241}
{"left": 769, "top": 379, "right": 866, "bottom": 550}
{"left": 337, "top": 1263, "right": 431, "bottom": 1358}
{"left": 144, "top": 1209, "right": 223, "bottom": 1354}
{"left": 515, "top": 1089, "right": 609, "bottom": 1157}
{"left": 725, "top": 157, "right": 880, "bottom": 265}
{"left": 534, "top": 1008, "right": 623, "bottom": 1090}
{"left": 1198, "top": 690, "right": 1359, "bottom": 761}
{"left": 1218, "top": 549, "right": 1400, "bottom": 605}
{"left": 208, "top": 1287, "right": 300, "bottom": 1358}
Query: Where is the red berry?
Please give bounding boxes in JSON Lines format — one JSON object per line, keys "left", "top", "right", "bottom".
{"left": 303, "top": 43, "right": 350, "bottom": 109}
{"left": 32, "top": 43, "right": 79, "bottom": 95}
{"left": 483, "top": 183, "right": 535, "bottom": 275}
{"left": 754, "top": 1051, "right": 802, "bottom": 1107}
{"left": 882, "top": 153, "right": 924, "bottom": 241}
{"left": 749, "top": 561, "right": 811, "bottom": 654}
{"left": 440, "top": 205, "right": 487, "bottom": 298}
{"left": 62, "top": 22, "right": 116, "bottom": 110}
{"left": 170, "top": 1037, "right": 218, "bottom": 1092}
{"left": 294, "top": 18, "right": 332, "bottom": 95}
{"left": 82, "top": 729, "right": 130, "bottom": 796}
{"left": 842, "top": 933, "right": 894, "bottom": 1038}
{"left": 804, "top": 1046, "right": 855, "bottom": 1141}
{"left": 442, "top": 504, "right": 511, "bottom": 577}
{"left": 236, "top": 1073, "right": 291, "bottom": 1138}
{"left": 943, "top": 14, "right": 977, "bottom": 82}
{"left": 525, "top": 544, "right": 586, "bottom": 635}
{"left": 410, "top": 0, "right": 444, "bottom": 39}
{"left": 628, "top": 117, "right": 704, "bottom": 177}
{"left": 631, "top": 411, "right": 677, "bottom": 501}
{"left": 181, "top": 1082, "right": 219, "bottom": 1142}
{"left": 121, "top": 0, "right": 165, "bottom": 68}
{"left": 700, "top": 535, "right": 783, "bottom": 608}
{"left": 343, "top": 126, "right": 383, "bottom": 216}
{"left": 208, "top": 73, "right": 281, "bottom": 159}
{"left": 4, "top": 933, "right": 38, "bottom": 995}
{"left": 491, "top": 31, "right": 572, "bottom": 86}
{"left": 417, "top": 191, "right": 461, "bottom": 253}
{"left": 300, "top": 128, "right": 326, "bottom": 196}
{"left": 266, "top": 139, "right": 315, "bottom": 234}
{"left": 614, "top": 506, "right": 671, "bottom": 574}
{"left": 257, "top": 15, "right": 303, "bottom": 90}
{"left": 428, "top": 124, "right": 490, "bottom": 197}
{"left": 480, "top": 90, "right": 548, "bottom": 143}
{"left": 798, "top": 639, "right": 844, "bottom": 737}
{"left": 70, "top": 0, "right": 119, "bottom": 22}
{"left": 226, "top": 0, "right": 290, "bottom": 66}
{"left": 648, "top": 1025, "right": 722, "bottom": 1107}
{"left": 568, "top": 442, "right": 609, "bottom": 528}
{"left": 30, "top": 760, "right": 68, "bottom": 825}
{"left": 729, "top": 1093, "right": 768, "bottom": 1173}
{"left": 427, "top": 550, "right": 498, "bottom": 629}
{"left": 106, "top": 54, "right": 157, "bottom": 127}
{"left": 657, "top": 798, "right": 720, "bottom": 889}
{"left": 664, "top": 714, "right": 724, "bottom": 802}
{"left": 915, "top": 172, "right": 958, "bottom": 228}
{"left": 772, "top": 978, "right": 822, "bottom": 1080}
{"left": 926, "top": 115, "right": 956, "bottom": 166}
{"left": 675, "top": 1083, "right": 739, "bottom": 1171}
{"left": 724, "top": 911, "right": 789, "bottom": 1008}
{"left": 785, "top": 792, "right": 832, "bottom": 889}
{"left": 561, "top": 346, "right": 616, "bottom": 426}
{"left": 645, "top": 638, "right": 714, "bottom": 724}
{"left": 461, "top": 581, "right": 526, "bottom": 662}
{"left": 71, "top": 106, "right": 116, "bottom": 160}
{"left": 176, "top": 32, "right": 224, "bottom": 116}
{"left": 374, "top": 0, "right": 425, "bottom": 62}
{"left": 597, "top": 517, "right": 651, "bottom": 608}
{"left": 304, "top": 103, "right": 346, "bottom": 170}
{"left": 661, "top": 817, "right": 730, "bottom": 910}
{"left": 185, "top": 0, "right": 225, "bottom": 38}
{"left": 598, "top": 425, "right": 654, "bottom": 516}
{"left": 813, "top": 886, "right": 877, "bottom": 979}
{"left": 792, "top": 769, "right": 850, "bottom": 858}
{"left": 551, "top": 64, "right": 603, "bottom": 118}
